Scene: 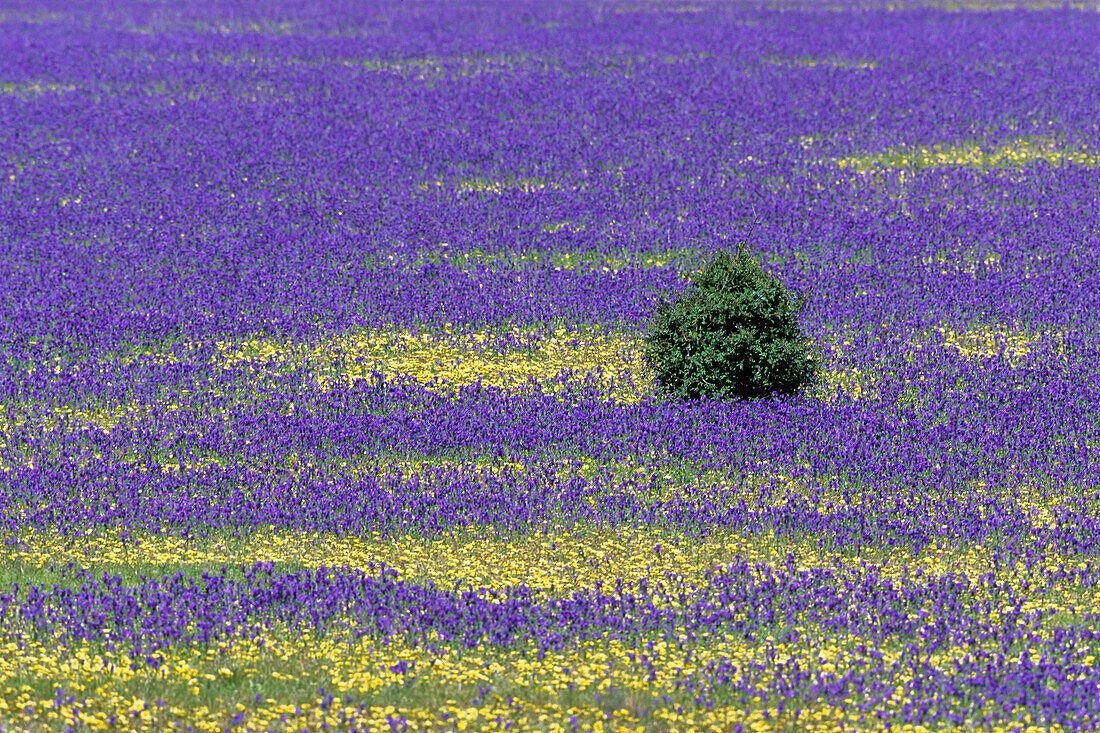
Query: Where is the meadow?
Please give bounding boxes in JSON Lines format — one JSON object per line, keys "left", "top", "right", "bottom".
{"left": 2, "top": 0, "right": 1100, "bottom": 731}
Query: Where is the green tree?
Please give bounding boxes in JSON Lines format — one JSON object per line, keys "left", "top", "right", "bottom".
{"left": 643, "top": 247, "right": 820, "bottom": 401}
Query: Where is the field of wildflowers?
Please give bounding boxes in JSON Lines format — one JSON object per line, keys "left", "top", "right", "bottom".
{"left": 2, "top": 0, "right": 1100, "bottom": 731}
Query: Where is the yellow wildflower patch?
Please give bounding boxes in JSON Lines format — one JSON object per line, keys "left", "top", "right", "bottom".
{"left": 415, "top": 173, "right": 568, "bottom": 194}
{"left": 456, "top": 175, "right": 563, "bottom": 195}
{"left": 214, "top": 325, "right": 655, "bottom": 401}
{"left": 763, "top": 55, "right": 878, "bottom": 70}
{"left": 1, "top": 628, "right": 1004, "bottom": 733}
{"left": 614, "top": 3, "right": 707, "bottom": 13}
{"left": 0, "top": 81, "right": 78, "bottom": 97}
{"left": 919, "top": 0, "right": 1096, "bottom": 10}
{"left": 937, "top": 323, "right": 1064, "bottom": 361}
{"left": 835, "top": 135, "right": 1100, "bottom": 173}
{"left": 2, "top": 524, "right": 1095, "bottom": 732}
{"left": 539, "top": 220, "right": 586, "bottom": 234}
{"left": 10, "top": 518, "right": 1096, "bottom": 613}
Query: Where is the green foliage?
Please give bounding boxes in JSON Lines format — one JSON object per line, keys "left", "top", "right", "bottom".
{"left": 642, "top": 247, "right": 820, "bottom": 401}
